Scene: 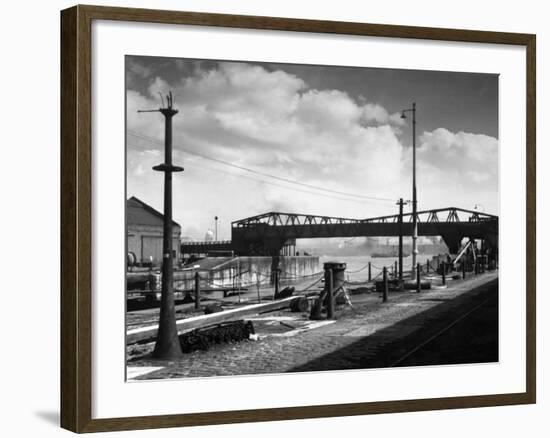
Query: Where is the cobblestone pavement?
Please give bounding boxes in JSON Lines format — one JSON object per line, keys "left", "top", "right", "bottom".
{"left": 128, "top": 272, "right": 498, "bottom": 380}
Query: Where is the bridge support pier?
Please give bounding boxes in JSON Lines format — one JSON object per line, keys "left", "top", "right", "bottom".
{"left": 441, "top": 233, "right": 463, "bottom": 255}
{"left": 270, "top": 253, "right": 281, "bottom": 289}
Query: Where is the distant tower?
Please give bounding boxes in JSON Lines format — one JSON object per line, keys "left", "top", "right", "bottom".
{"left": 204, "top": 229, "right": 214, "bottom": 242}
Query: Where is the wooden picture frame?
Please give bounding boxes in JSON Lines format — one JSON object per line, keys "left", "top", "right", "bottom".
{"left": 60, "top": 4, "right": 536, "bottom": 433}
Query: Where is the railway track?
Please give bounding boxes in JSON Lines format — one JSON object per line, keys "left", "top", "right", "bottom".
{"left": 390, "top": 291, "right": 498, "bottom": 367}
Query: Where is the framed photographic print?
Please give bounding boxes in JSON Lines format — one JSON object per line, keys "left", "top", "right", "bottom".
{"left": 60, "top": 4, "right": 536, "bottom": 433}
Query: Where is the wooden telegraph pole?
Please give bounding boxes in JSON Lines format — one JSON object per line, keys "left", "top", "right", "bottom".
{"left": 138, "top": 92, "right": 184, "bottom": 359}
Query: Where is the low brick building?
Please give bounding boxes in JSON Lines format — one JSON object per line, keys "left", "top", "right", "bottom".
{"left": 127, "top": 196, "right": 181, "bottom": 266}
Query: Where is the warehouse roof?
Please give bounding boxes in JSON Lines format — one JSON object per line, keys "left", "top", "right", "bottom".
{"left": 127, "top": 196, "right": 181, "bottom": 228}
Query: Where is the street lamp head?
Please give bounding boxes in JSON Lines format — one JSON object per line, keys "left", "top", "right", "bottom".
{"left": 400, "top": 111, "right": 407, "bottom": 119}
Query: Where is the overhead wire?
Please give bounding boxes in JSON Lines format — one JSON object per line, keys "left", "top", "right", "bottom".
{"left": 127, "top": 141, "right": 393, "bottom": 207}
{"left": 127, "top": 130, "right": 397, "bottom": 203}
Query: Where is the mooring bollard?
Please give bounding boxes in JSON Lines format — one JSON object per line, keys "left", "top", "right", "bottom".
{"left": 368, "top": 261, "right": 372, "bottom": 282}
{"left": 441, "top": 263, "right": 446, "bottom": 285}
{"left": 312, "top": 261, "right": 347, "bottom": 320}
{"left": 382, "top": 266, "right": 388, "bottom": 302}
{"left": 416, "top": 263, "right": 421, "bottom": 293}
{"left": 327, "top": 268, "right": 334, "bottom": 319}
{"left": 194, "top": 271, "right": 200, "bottom": 309}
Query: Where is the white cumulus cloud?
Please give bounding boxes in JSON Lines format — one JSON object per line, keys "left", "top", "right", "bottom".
{"left": 126, "top": 61, "right": 498, "bottom": 237}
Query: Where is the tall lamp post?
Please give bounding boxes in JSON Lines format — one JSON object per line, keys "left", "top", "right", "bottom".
{"left": 214, "top": 216, "right": 218, "bottom": 241}
{"left": 396, "top": 198, "right": 404, "bottom": 283}
{"left": 400, "top": 102, "right": 418, "bottom": 279}
{"left": 138, "top": 92, "right": 184, "bottom": 358}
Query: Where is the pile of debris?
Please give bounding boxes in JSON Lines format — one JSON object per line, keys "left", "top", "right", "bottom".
{"left": 179, "top": 320, "right": 255, "bottom": 353}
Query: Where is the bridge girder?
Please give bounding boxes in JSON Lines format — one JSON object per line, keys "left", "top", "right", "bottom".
{"left": 180, "top": 240, "right": 232, "bottom": 255}
{"left": 231, "top": 221, "right": 498, "bottom": 255}
{"left": 230, "top": 207, "right": 498, "bottom": 256}
{"left": 232, "top": 207, "right": 496, "bottom": 228}
{"left": 182, "top": 208, "right": 499, "bottom": 256}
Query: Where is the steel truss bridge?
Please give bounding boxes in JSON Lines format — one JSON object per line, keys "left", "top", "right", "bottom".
{"left": 181, "top": 207, "right": 498, "bottom": 256}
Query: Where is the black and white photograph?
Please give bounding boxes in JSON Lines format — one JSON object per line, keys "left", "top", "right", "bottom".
{"left": 125, "top": 56, "right": 499, "bottom": 381}
{"left": 0, "top": 0, "right": 544, "bottom": 435}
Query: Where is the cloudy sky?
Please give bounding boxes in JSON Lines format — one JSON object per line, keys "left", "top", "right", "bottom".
{"left": 126, "top": 56, "right": 498, "bottom": 241}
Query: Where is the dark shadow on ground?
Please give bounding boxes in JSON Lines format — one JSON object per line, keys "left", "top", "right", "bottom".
{"left": 288, "top": 279, "right": 498, "bottom": 373}
{"left": 396, "top": 292, "right": 498, "bottom": 367}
